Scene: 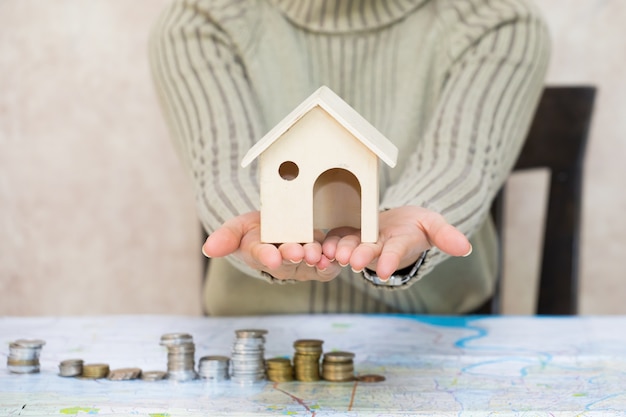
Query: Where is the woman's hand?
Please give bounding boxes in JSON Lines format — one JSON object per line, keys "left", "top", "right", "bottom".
{"left": 202, "top": 211, "right": 342, "bottom": 282}
{"left": 322, "top": 206, "right": 472, "bottom": 281}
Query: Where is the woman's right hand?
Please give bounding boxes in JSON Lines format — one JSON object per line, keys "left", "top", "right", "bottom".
{"left": 202, "top": 211, "right": 343, "bottom": 282}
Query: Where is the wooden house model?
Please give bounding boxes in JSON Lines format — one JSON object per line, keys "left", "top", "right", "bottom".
{"left": 242, "top": 86, "right": 398, "bottom": 243}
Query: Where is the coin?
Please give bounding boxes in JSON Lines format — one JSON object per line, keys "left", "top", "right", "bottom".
{"left": 198, "top": 356, "right": 230, "bottom": 382}
{"left": 160, "top": 333, "right": 193, "bottom": 347}
{"left": 141, "top": 370, "right": 167, "bottom": 381}
{"left": 293, "top": 340, "right": 323, "bottom": 382}
{"left": 231, "top": 329, "right": 268, "bottom": 384}
{"left": 356, "top": 374, "right": 386, "bottom": 383}
{"left": 161, "top": 333, "right": 197, "bottom": 382}
{"left": 7, "top": 339, "right": 45, "bottom": 374}
{"left": 321, "top": 351, "right": 356, "bottom": 382}
{"left": 266, "top": 357, "right": 294, "bottom": 382}
{"left": 82, "top": 363, "right": 110, "bottom": 379}
{"left": 6, "top": 359, "right": 39, "bottom": 366}
{"left": 322, "top": 351, "right": 355, "bottom": 362}
{"left": 13, "top": 339, "right": 46, "bottom": 349}
{"left": 108, "top": 367, "right": 142, "bottom": 381}
{"left": 59, "top": 359, "right": 84, "bottom": 377}
{"left": 235, "top": 329, "right": 268, "bottom": 338}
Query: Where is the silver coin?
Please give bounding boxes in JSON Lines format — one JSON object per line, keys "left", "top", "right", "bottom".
{"left": 13, "top": 339, "right": 46, "bottom": 348}
{"left": 234, "top": 329, "right": 268, "bottom": 338}
{"left": 166, "top": 369, "right": 198, "bottom": 382}
{"left": 7, "top": 364, "right": 40, "bottom": 374}
{"left": 160, "top": 333, "right": 193, "bottom": 346}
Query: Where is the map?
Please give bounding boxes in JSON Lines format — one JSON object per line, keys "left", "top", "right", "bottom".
{"left": 1, "top": 314, "right": 626, "bottom": 416}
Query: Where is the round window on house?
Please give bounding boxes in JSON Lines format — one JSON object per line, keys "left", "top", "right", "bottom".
{"left": 278, "top": 161, "right": 299, "bottom": 181}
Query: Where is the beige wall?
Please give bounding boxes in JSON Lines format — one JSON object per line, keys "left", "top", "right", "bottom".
{"left": 1, "top": 1, "right": 624, "bottom": 315}
{"left": 0, "top": 1, "right": 203, "bottom": 315}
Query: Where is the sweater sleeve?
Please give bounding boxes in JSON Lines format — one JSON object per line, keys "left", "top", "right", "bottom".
{"left": 148, "top": 0, "right": 272, "bottom": 282}
{"left": 380, "top": 0, "right": 551, "bottom": 281}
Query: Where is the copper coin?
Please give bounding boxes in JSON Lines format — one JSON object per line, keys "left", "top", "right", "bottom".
{"left": 356, "top": 374, "right": 385, "bottom": 383}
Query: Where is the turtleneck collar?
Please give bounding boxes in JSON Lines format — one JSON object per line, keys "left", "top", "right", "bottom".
{"left": 269, "top": 0, "right": 428, "bottom": 33}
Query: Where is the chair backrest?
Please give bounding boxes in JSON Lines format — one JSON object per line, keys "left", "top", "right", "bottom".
{"left": 489, "top": 86, "right": 596, "bottom": 315}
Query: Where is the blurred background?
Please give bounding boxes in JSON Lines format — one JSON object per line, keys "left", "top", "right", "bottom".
{"left": 1, "top": 0, "right": 624, "bottom": 316}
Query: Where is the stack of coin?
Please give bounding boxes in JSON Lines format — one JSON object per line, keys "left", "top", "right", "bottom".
{"left": 59, "top": 359, "right": 84, "bottom": 377}
{"left": 160, "top": 332, "right": 198, "bottom": 382}
{"left": 108, "top": 367, "right": 142, "bottom": 381}
{"left": 6, "top": 339, "right": 46, "bottom": 374}
{"left": 82, "top": 363, "right": 110, "bottom": 379}
{"left": 230, "top": 329, "right": 267, "bottom": 384}
{"left": 265, "top": 357, "right": 294, "bottom": 382}
{"left": 293, "top": 339, "right": 323, "bottom": 382}
{"left": 321, "top": 351, "right": 355, "bottom": 382}
{"left": 198, "top": 355, "right": 230, "bottom": 382}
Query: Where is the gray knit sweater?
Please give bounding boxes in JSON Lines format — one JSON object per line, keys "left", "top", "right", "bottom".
{"left": 149, "top": 0, "right": 549, "bottom": 315}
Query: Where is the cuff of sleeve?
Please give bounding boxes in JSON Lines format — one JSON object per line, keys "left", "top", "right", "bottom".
{"left": 260, "top": 271, "right": 297, "bottom": 285}
{"left": 361, "top": 250, "right": 429, "bottom": 289}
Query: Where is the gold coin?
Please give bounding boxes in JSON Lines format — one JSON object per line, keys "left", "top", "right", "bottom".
{"left": 293, "top": 339, "right": 323, "bottom": 347}
{"left": 324, "top": 375, "right": 354, "bottom": 382}
{"left": 266, "top": 357, "right": 291, "bottom": 367}
{"left": 6, "top": 359, "right": 39, "bottom": 366}
{"left": 82, "top": 363, "right": 110, "bottom": 379}
{"left": 322, "top": 363, "right": 354, "bottom": 371}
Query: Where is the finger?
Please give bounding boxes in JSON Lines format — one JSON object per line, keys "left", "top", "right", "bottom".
{"left": 335, "top": 234, "right": 362, "bottom": 266}
{"left": 279, "top": 243, "right": 305, "bottom": 264}
{"left": 375, "top": 246, "right": 405, "bottom": 281}
{"left": 203, "top": 212, "right": 261, "bottom": 258}
{"left": 202, "top": 227, "right": 241, "bottom": 258}
{"left": 249, "top": 241, "right": 283, "bottom": 270}
{"left": 420, "top": 213, "right": 471, "bottom": 257}
{"left": 303, "top": 241, "right": 323, "bottom": 267}
{"left": 316, "top": 254, "right": 332, "bottom": 271}
{"left": 321, "top": 235, "right": 341, "bottom": 261}
{"left": 348, "top": 243, "right": 381, "bottom": 272}
{"left": 322, "top": 227, "right": 359, "bottom": 261}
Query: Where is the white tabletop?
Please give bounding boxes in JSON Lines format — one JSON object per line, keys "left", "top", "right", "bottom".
{"left": 1, "top": 314, "right": 626, "bottom": 416}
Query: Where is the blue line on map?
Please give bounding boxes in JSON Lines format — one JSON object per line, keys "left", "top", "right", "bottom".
{"left": 381, "top": 314, "right": 487, "bottom": 348}
{"left": 584, "top": 392, "right": 626, "bottom": 411}
{"left": 382, "top": 314, "right": 554, "bottom": 376}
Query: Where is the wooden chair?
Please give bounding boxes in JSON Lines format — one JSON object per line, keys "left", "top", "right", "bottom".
{"left": 485, "top": 86, "right": 597, "bottom": 315}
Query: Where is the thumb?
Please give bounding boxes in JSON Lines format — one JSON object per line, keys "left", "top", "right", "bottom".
{"left": 202, "top": 212, "right": 260, "bottom": 258}
{"left": 421, "top": 213, "right": 472, "bottom": 257}
{"left": 202, "top": 227, "right": 241, "bottom": 258}
{"left": 430, "top": 224, "right": 472, "bottom": 257}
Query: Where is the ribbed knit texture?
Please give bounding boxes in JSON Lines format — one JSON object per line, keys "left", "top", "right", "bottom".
{"left": 149, "top": 0, "right": 549, "bottom": 314}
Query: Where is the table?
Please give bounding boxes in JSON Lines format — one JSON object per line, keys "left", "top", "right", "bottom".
{"left": 1, "top": 314, "right": 626, "bottom": 416}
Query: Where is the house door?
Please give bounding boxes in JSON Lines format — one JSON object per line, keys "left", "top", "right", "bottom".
{"left": 313, "top": 168, "right": 362, "bottom": 233}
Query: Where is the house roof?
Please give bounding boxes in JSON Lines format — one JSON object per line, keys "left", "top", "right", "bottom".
{"left": 241, "top": 86, "right": 398, "bottom": 168}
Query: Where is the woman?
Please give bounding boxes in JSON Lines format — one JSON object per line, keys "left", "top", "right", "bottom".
{"left": 149, "top": 0, "right": 549, "bottom": 315}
